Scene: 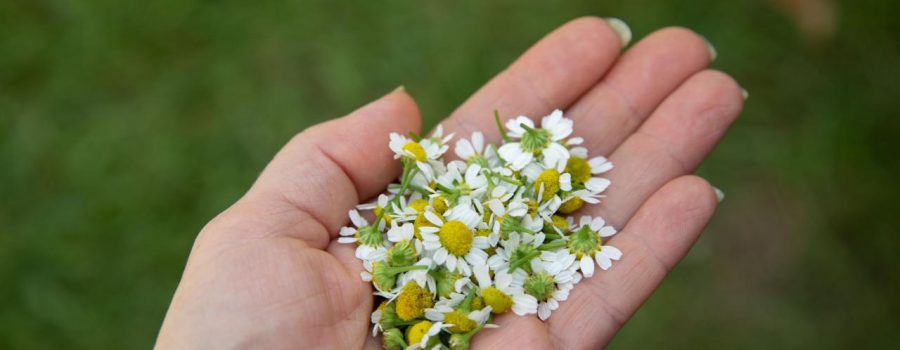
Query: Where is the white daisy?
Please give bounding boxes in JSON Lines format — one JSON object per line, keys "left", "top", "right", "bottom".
{"left": 473, "top": 264, "right": 538, "bottom": 316}
{"left": 524, "top": 258, "right": 577, "bottom": 320}
{"left": 337, "top": 209, "right": 387, "bottom": 261}
{"left": 419, "top": 211, "right": 490, "bottom": 276}
{"left": 497, "top": 110, "right": 573, "bottom": 170}
{"left": 563, "top": 215, "right": 622, "bottom": 277}
{"left": 454, "top": 131, "right": 498, "bottom": 166}
{"left": 486, "top": 231, "right": 546, "bottom": 273}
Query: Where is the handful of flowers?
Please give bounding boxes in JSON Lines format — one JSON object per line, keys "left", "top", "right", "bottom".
{"left": 340, "top": 110, "right": 622, "bottom": 350}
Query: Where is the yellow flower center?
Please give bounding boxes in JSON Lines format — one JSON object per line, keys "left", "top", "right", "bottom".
{"left": 432, "top": 195, "right": 449, "bottom": 214}
{"left": 550, "top": 215, "right": 569, "bottom": 231}
{"left": 471, "top": 296, "right": 485, "bottom": 310}
{"left": 557, "top": 197, "right": 584, "bottom": 214}
{"left": 535, "top": 169, "right": 561, "bottom": 197}
{"left": 396, "top": 282, "right": 434, "bottom": 321}
{"left": 409, "top": 199, "right": 429, "bottom": 213}
{"left": 439, "top": 220, "right": 474, "bottom": 256}
{"left": 444, "top": 310, "right": 477, "bottom": 333}
{"left": 406, "top": 320, "right": 433, "bottom": 346}
{"left": 403, "top": 141, "right": 427, "bottom": 162}
{"left": 482, "top": 287, "right": 513, "bottom": 314}
{"left": 565, "top": 157, "right": 592, "bottom": 183}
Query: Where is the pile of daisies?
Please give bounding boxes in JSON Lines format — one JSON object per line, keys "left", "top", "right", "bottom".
{"left": 339, "top": 110, "right": 621, "bottom": 350}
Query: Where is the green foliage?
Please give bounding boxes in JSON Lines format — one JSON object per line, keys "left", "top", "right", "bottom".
{"left": 2, "top": 0, "right": 899, "bottom": 348}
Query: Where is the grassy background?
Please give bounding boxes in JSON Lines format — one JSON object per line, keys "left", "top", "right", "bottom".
{"left": 2, "top": 0, "right": 899, "bottom": 348}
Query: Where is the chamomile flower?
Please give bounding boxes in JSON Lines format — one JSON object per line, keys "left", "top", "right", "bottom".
{"left": 523, "top": 259, "right": 577, "bottom": 320}
{"left": 389, "top": 132, "right": 447, "bottom": 181}
{"left": 406, "top": 320, "right": 449, "bottom": 350}
{"left": 563, "top": 215, "right": 622, "bottom": 277}
{"left": 455, "top": 131, "right": 497, "bottom": 167}
{"left": 473, "top": 264, "right": 537, "bottom": 316}
{"left": 425, "top": 302, "right": 493, "bottom": 334}
{"left": 420, "top": 212, "right": 490, "bottom": 276}
{"left": 498, "top": 110, "right": 573, "bottom": 170}
{"left": 435, "top": 162, "right": 489, "bottom": 199}
{"left": 564, "top": 155, "right": 613, "bottom": 193}
{"left": 337, "top": 209, "right": 387, "bottom": 261}
{"left": 487, "top": 231, "right": 546, "bottom": 273}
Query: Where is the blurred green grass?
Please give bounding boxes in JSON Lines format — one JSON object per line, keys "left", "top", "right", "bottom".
{"left": 2, "top": 0, "right": 899, "bottom": 348}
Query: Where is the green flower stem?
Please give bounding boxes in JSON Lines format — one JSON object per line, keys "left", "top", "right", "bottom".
{"left": 507, "top": 250, "right": 540, "bottom": 273}
{"left": 538, "top": 241, "right": 567, "bottom": 251}
{"left": 391, "top": 163, "right": 418, "bottom": 208}
{"left": 409, "top": 185, "right": 433, "bottom": 195}
{"left": 494, "top": 110, "right": 510, "bottom": 143}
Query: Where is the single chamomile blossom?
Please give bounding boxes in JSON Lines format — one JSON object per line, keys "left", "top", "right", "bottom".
{"left": 523, "top": 258, "right": 577, "bottom": 320}
{"left": 388, "top": 132, "right": 447, "bottom": 181}
{"left": 425, "top": 303, "right": 493, "bottom": 334}
{"left": 420, "top": 212, "right": 490, "bottom": 276}
{"left": 473, "top": 264, "right": 538, "bottom": 316}
{"left": 435, "top": 162, "right": 489, "bottom": 199}
{"left": 455, "top": 131, "right": 497, "bottom": 167}
{"left": 406, "top": 321, "right": 450, "bottom": 350}
{"left": 486, "top": 231, "right": 546, "bottom": 273}
{"left": 498, "top": 109, "right": 573, "bottom": 170}
{"left": 337, "top": 209, "right": 387, "bottom": 261}
{"left": 562, "top": 215, "right": 622, "bottom": 277}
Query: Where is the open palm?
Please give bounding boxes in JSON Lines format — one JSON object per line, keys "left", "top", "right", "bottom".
{"left": 156, "top": 17, "right": 744, "bottom": 349}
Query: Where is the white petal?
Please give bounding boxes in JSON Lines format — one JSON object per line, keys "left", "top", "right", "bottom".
{"left": 589, "top": 156, "right": 614, "bottom": 173}
{"left": 447, "top": 254, "right": 458, "bottom": 271}
{"left": 590, "top": 216, "right": 606, "bottom": 231}
{"left": 579, "top": 215, "right": 592, "bottom": 227}
{"left": 348, "top": 209, "right": 367, "bottom": 227}
{"left": 424, "top": 211, "right": 443, "bottom": 226}
{"left": 602, "top": 245, "right": 623, "bottom": 260}
{"left": 433, "top": 248, "right": 448, "bottom": 264}
{"left": 472, "top": 132, "right": 484, "bottom": 152}
{"left": 537, "top": 303, "right": 551, "bottom": 320}
{"left": 580, "top": 256, "right": 595, "bottom": 277}
{"left": 586, "top": 177, "right": 611, "bottom": 192}
{"left": 498, "top": 143, "right": 522, "bottom": 163}
{"left": 599, "top": 226, "right": 617, "bottom": 237}
{"left": 337, "top": 237, "right": 356, "bottom": 244}
{"left": 559, "top": 173, "right": 572, "bottom": 191}
{"left": 595, "top": 253, "right": 612, "bottom": 270}
{"left": 512, "top": 151, "right": 533, "bottom": 170}
{"left": 474, "top": 264, "right": 492, "bottom": 288}
{"left": 455, "top": 138, "right": 475, "bottom": 159}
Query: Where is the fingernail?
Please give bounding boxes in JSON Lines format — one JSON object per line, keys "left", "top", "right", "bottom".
{"left": 392, "top": 85, "right": 406, "bottom": 93}
{"left": 713, "top": 186, "right": 725, "bottom": 203}
{"left": 604, "top": 17, "right": 632, "bottom": 47}
{"left": 701, "top": 36, "right": 717, "bottom": 61}
{"left": 741, "top": 87, "right": 749, "bottom": 100}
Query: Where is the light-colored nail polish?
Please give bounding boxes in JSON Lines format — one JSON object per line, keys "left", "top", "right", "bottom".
{"left": 604, "top": 17, "right": 632, "bottom": 48}
{"left": 713, "top": 186, "right": 725, "bottom": 203}
{"left": 702, "top": 36, "right": 717, "bottom": 61}
{"left": 741, "top": 88, "right": 749, "bottom": 100}
{"left": 392, "top": 85, "right": 406, "bottom": 93}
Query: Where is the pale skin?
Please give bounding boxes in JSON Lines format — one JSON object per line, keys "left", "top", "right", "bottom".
{"left": 156, "top": 17, "right": 745, "bottom": 349}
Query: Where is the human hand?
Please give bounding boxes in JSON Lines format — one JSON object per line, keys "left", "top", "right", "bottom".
{"left": 156, "top": 17, "right": 744, "bottom": 349}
